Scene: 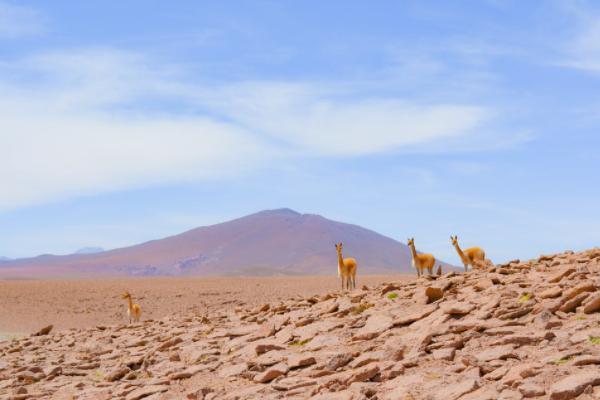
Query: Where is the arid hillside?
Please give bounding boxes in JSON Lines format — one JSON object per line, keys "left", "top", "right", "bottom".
{"left": 1, "top": 248, "right": 599, "bottom": 399}
{"left": 0, "top": 209, "right": 454, "bottom": 278}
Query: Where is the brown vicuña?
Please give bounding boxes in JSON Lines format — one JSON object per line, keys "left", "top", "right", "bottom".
{"left": 451, "top": 235, "right": 485, "bottom": 272}
{"left": 121, "top": 291, "right": 142, "bottom": 324}
{"left": 335, "top": 242, "right": 357, "bottom": 291}
{"left": 407, "top": 238, "right": 435, "bottom": 277}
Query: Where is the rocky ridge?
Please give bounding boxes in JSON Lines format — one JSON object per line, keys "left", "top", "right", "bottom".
{"left": 1, "top": 248, "right": 600, "bottom": 399}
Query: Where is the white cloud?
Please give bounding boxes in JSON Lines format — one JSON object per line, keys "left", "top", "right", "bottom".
{"left": 0, "top": 1, "right": 44, "bottom": 38}
{"left": 200, "top": 81, "right": 491, "bottom": 156}
{"left": 0, "top": 48, "right": 494, "bottom": 211}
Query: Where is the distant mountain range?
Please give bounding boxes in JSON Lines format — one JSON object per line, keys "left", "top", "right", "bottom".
{"left": 0, "top": 256, "right": 10, "bottom": 262}
{"left": 74, "top": 247, "right": 105, "bottom": 255}
{"left": 0, "top": 209, "right": 454, "bottom": 278}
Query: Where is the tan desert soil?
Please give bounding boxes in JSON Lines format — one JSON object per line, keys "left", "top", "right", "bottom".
{"left": 0, "top": 275, "right": 411, "bottom": 335}
{"left": 2, "top": 249, "right": 600, "bottom": 399}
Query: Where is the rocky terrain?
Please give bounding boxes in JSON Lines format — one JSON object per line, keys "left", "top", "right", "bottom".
{"left": 1, "top": 248, "right": 600, "bottom": 400}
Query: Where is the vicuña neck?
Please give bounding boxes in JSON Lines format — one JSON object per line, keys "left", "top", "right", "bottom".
{"left": 408, "top": 243, "right": 418, "bottom": 260}
{"left": 453, "top": 243, "right": 469, "bottom": 264}
{"left": 337, "top": 251, "right": 344, "bottom": 267}
{"left": 127, "top": 297, "right": 133, "bottom": 310}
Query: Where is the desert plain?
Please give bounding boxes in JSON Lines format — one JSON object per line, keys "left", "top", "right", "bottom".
{"left": 0, "top": 274, "right": 411, "bottom": 337}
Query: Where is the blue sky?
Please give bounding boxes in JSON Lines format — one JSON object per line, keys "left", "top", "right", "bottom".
{"left": 1, "top": 1, "right": 599, "bottom": 264}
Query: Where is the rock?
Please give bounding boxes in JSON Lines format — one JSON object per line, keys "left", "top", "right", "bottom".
{"left": 287, "top": 354, "right": 316, "bottom": 369}
{"left": 540, "top": 287, "right": 562, "bottom": 299}
{"left": 570, "top": 355, "right": 600, "bottom": 366}
{"left": 325, "top": 352, "right": 353, "bottom": 371}
{"left": 33, "top": 325, "right": 53, "bottom": 336}
{"left": 353, "top": 314, "right": 394, "bottom": 340}
{"left": 476, "top": 345, "right": 517, "bottom": 362}
{"left": 441, "top": 301, "right": 474, "bottom": 315}
{"left": 425, "top": 286, "right": 444, "bottom": 303}
{"left": 157, "top": 336, "right": 183, "bottom": 351}
{"left": 549, "top": 267, "right": 576, "bottom": 283}
{"left": 431, "top": 379, "right": 479, "bottom": 400}
{"left": 125, "top": 385, "right": 169, "bottom": 400}
{"left": 563, "top": 282, "right": 596, "bottom": 300}
{"left": 549, "top": 370, "right": 600, "bottom": 400}
{"left": 218, "top": 363, "right": 247, "bottom": 378}
{"left": 253, "top": 362, "right": 289, "bottom": 383}
{"left": 519, "top": 383, "right": 545, "bottom": 398}
{"left": 272, "top": 377, "right": 316, "bottom": 391}
{"left": 583, "top": 293, "right": 600, "bottom": 313}
{"left": 105, "top": 366, "right": 129, "bottom": 382}
{"left": 393, "top": 303, "right": 438, "bottom": 326}
{"left": 350, "top": 351, "right": 382, "bottom": 368}
{"left": 559, "top": 292, "right": 590, "bottom": 313}
{"left": 432, "top": 347, "right": 455, "bottom": 361}
{"left": 255, "top": 341, "right": 285, "bottom": 355}
{"left": 345, "top": 364, "right": 379, "bottom": 384}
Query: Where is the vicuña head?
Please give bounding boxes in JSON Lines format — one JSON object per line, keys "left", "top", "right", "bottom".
{"left": 335, "top": 242, "right": 357, "bottom": 291}
{"left": 407, "top": 237, "right": 435, "bottom": 278}
{"left": 450, "top": 235, "right": 486, "bottom": 272}
{"left": 121, "top": 291, "right": 142, "bottom": 324}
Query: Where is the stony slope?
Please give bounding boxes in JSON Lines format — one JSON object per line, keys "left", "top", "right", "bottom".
{"left": 0, "top": 209, "right": 453, "bottom": 278}
{"left": 1, "top": 248, "right": 600, "bottom": 400}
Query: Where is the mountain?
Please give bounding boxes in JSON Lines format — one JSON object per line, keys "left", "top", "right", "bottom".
{"left": 0, "top": 256, "right": 10, "bottom": 262}
{"left": 0, "top": 209, "right": 453, "bottom": 278}
{"left": 74, "top": 247, "right": 105, "bottom": 255}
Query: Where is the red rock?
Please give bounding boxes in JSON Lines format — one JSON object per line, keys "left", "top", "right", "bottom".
{"left": 559, "top": 292, "right": 590, "bottom": 313}
{"left": 475, "top": 345, "right": 517, "bottom": 362}
{"left": 345, "top": 364, "right": 379, "bottom": 384}
{"left": 563, "top": 282, "right": 596, "bottom": 300}
{"left": 217, "top": 363, "right": 247, "bottom": 378}
{"left": 441, "top": 301, "right": 474, "bottom": 315}
{"left": 105, "top": 366, "right": 129, "bottom": 382}
{"left": 424, "top": 286, "right": 444, "bottom": 303}
{"left": 431, "top": 378, "right": 479, "bottom": 400}
{"left": 254, "top": 341, "right": 285, "bottom": 355}
{"left": 352, "top": 314, "right": 394, "bottom": 340}
{"left": 540, "top": 287, "right": 562, "bottom": 299}
{"left": 393, "top": 304, "right": 438, "bottom": 326}
{"left": 583, "top": 293, "right": 600, "bottom": 313}
{"left": 549, "top": 370, "right": 600, "bottom": 400}
{"left": 125, "top": 385, "right": 169, "bottom": 400}
{"left": 432, "top": 347, "right": 455, "bottom": 361}
{"left": 519, "top": 383, "right": 545, "bottom": 398}
{"left": 33, "top": 325, "right": 53, "bottom": 336}
{"left": 253, "top": 362, "right": 289, "bottom": 383}
{"left": 287, "top": 354, "right": 316, "bottom": 369}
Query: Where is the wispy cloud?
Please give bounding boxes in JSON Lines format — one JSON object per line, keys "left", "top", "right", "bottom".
{"left": 555, "top": 3, "right": 600, "bottom": 73}
{"left": 0, "top": 46, "right": 499, "bottom": 211}
{"left": 0, "top": 1, "right": 44, "bottom": 38}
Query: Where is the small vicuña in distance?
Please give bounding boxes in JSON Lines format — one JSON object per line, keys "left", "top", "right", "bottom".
{"left": 335, "top": 242, "right": 357, "bottom": 291}
{"left": 121, "top": 291, "right": 142, "bottom": 324}
{"left": 450, "top": 235, "right": 486, "bottom": 272}
{"left": 407, "top": 237, "right": 436, "bottom": 277}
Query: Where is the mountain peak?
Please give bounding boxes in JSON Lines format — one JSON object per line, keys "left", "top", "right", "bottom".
{"left": 258, "top": 208, "right": 302, "bottom": 217}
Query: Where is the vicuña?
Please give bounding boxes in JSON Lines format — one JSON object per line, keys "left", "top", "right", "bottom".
{"left": 335, "top": 242, "right": 357, "bottom": 291}
{"left": 121, "top": 291, "right": 142, "bottom": 324}
{"left": 407, "top": 237, "right": 435, "bottom": 277}
{"left": 450, "top": 235, "right": 486, "bottom": 272}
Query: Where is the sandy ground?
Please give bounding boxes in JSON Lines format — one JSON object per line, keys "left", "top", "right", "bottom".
{"left": 0, "top": 274, "right": 412, "bottom": 336}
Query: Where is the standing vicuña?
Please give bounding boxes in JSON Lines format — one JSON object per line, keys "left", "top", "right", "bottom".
{"left": 122, "top": 291, "right": 142, "bottom": 324}
{"left": 407, "top": 238, "right": 435, "bottom": 277}
{"left": 450, "top": 235, "right": 485, "bottom": 272}
{"left": 335, "top": 242, "right": 357, "bottom": 291}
